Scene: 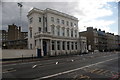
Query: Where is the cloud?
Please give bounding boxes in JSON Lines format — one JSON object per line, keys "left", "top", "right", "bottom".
{"left": 72, "top": 0, "right": 117, "bottom": 34}
{"left": 1, "top": 0, "right": 118, "bottom": 35}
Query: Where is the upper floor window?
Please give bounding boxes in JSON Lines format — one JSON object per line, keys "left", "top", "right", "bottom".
{"left": 71, "top": 22, "right": 73, "bottom": 27}
{"left": 66, "top": 21, "right": 69, "bottom": 26}
{"left": 51, "top": 25, "right": 55, "bottom": 35}
{"left": 29, "top": 17, "right": 33, "bottom": 24}
{"left": 62, "top": 28, "right": 65, "bottom": 36}
{"left": 38, "top": 27, "right": 41, "bottom": 32}
{"left": 30, "top": 30, "right": 32, "bottom": 38}
{"left": 30, "top": 44, "right": 32, "bottom": 49}
{"left": 35, "top": 40, "right": 36, "bottom": 46}
{"left": 75, "top": 30, "right": 77, "bottom": 37}
{"left": 39, "top": 17, "right": 41, "bottom": 22}
{"left": 62, "top": 20, "right": 64, "bottom": 24}
{"left": 74, "top": 23, "right": 77, "bottom": 27}
{"left": 57, "top": 18, "right": 60, "bottom": 23}
{"left": 51, "top": 17, "right": 54, "bottom": 22}
{"left": 71, "top": 29, "right": 73, "bottom": 37}
{"left": 57, "top": 27, "right": 60, "bottom": 36}
{"left": 67, "top": 29, "right": 69, "bottom": 37}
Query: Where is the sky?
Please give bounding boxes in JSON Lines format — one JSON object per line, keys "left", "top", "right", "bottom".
{"left": 1, "top": 0, "right": 119, "bottom": 35}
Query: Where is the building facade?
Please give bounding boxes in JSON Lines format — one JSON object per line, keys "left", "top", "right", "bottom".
{"left": 79, "top": 27, "right": 120, "bottom": 52}
{"left": 1, "top": 30, "right": 8, "bottom": 41}
{"left": 79, "top": 27, "right": 99, "bottom": 52}
{"left": 79, "top": 36, "right": 87, "bottom": 53}
{"left": 27, "top": 8, "right": 80, "bottom": 56}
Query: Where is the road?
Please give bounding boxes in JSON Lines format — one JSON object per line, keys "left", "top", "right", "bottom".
{"left": 2, "top": 52, "right": 120, "bottom": 80}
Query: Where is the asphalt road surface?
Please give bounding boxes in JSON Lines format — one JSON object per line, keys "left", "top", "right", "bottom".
{"left": 2, "top": 52, "right": 120, "bottom": 80}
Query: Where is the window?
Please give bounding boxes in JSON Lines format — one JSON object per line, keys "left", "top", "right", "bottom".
{"left": 30, "top": 44, "right": 32, "bottom": 49}
{"left": 75, "top": 42, "right": 77, "bottom": 50}
{"left": 66, "top": 21, "right": 69, "bottom": 26}
{"left": 51, "top": 26, "right": 54, "bottom": 35}
{"left": 51, "top": 17, "right": 54, "bottom": 22}
{"left": 52, "top": 41, "right": 55, "bottom": 50}
{"left": 67, "top": 42, "right": 69, "bottom": 50}
{"left": 30, "top": 29, "right": 32, "bottom": 38}
{"left": 71, "top": 22, "right": 73, "bottom": 27}
{"left": 62, "top": 28, "right": 65, "bottom": 36}
{"left": 57, "top": 41, "right": 60, "bottom": 50}
{"left": 39, "top": 17, "right": 41, "bottom": 22}
{"left": 35, "top": 40, "right": 36, "bottom": 46}
{"left": 57, "top": 27, "right": 60, "bottom": 36}
{"left": 57, "top": 18, "right": 60, "bottom": 23}
{"left": 71, "top": 29, "right": 73, "bottom": 37}
{"left": 71, "top": 42, "right": 74, "bottom": 50}
{"left": 38, "top": 27, "right": 41, "bottom": 32}
{"left": 67, "top": 29, "right": 69, "bottom": 37}
{"left": 62, "top": 20, "right": 64, "bottom": 24}
{"left": 75, "top": 30, "right": 77, "bottom": 37}
{"left": 29, "top": 17, "right": 33, "bottom": 24}
{"left": 62, "top": 41, "right": 65, "bottom": 50}
{"left": 74, "top": 23, "right": 77, "bottom": 27}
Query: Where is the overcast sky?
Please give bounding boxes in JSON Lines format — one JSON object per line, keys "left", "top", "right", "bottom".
{"left": 1, "top": 0, "right": 119, "bottom": 35}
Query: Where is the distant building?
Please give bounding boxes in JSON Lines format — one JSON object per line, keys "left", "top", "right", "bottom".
{"left": 79, "top": 27, "right": 120, "bottom": 52}
{"left": 97, "top": 29, "right": 107, "bottom": 52}
{"left": 2, "top": 24, "right": 28, "bottom": 49}
{"left": 27, "top": 8, "right": 80, "bottom": 56}
{"left": 2, "top": 39, "right": 28, "bottom": 49}
{"left": 79, "top": 27, "right": 99, "bottom": 52}
{"left": 0, "top": 30, "right": 8, "bottom": 41}
{"left": 0, "top": 30, "right": 8, "bottom": 48}
{"left": 79, "top": 36, "right": 87, "bottom": 53}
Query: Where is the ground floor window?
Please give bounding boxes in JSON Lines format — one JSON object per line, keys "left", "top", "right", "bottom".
{"left": 52, "top": 41, "right": 55, "bottom": 50}
{"left": 62, "top": 41, "right": 65, "bottom": 50}
{"left": 75, "top": 42, "right": 77, "bottom": 50}
{"left": 67, "top": 42, "right": 69, "bottom": 50}
{"left": 71, "top": 42, "right": 74, "bottom": 50}
{"left": 57, "top": 41, "right": 60, "bottom": 50}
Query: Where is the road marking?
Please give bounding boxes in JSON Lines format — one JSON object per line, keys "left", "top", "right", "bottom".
{"left": 3, "top": 70, "right": 16, "bottom": 74}
{"left": 100, "top": 70, "right": 109, "bottom": 75}
{"left": 3, "top": 53, "right": 117, "bottom": 67}
{"left": 34, "top": 57, "right": 118, "bottom": 80}
{"left": 3, "top": 68, "right": 16, "bottom": 74}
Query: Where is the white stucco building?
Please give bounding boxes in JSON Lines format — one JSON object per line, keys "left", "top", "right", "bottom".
{"left": 27, "top": 8, "right": 80, "bottom": 56}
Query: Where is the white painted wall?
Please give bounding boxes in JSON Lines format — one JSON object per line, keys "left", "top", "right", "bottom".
{"left": 2, "top": 49, "right": 37, "bottom": 59}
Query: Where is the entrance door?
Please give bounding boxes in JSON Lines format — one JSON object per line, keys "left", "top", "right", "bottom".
{"left": 37, "top": 48, "right": 41, "bottom": 58}
{"left": 43, "top": 41, "right": 47, "bottom": 56}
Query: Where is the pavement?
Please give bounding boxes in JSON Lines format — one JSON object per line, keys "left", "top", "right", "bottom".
{"left": 2, "top": 52, "right": 120, "bottom": 80}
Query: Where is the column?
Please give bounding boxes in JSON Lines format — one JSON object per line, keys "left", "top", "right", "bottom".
{"left": 65, "top": 41, "right": 67, "bottom": 51}
{"left": 40, "top": 39, "right": 44, "bottom": 56}
{"left": 60, "top": 41, "right": 62, "bottom": 50}
{"left": 49, "top": 40, "right": 52, "bottom": 56}
{"left": 69, "top": 41, "right": 71, "bottom": 54}
{"left": 60, "top": 41, "right": 62, "bottom": 55}
{"left": 38, "top": 39, "right": 40, "bottom": 49}
{"left": 55, "top": 40, "right": 57, "bottom": 56}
